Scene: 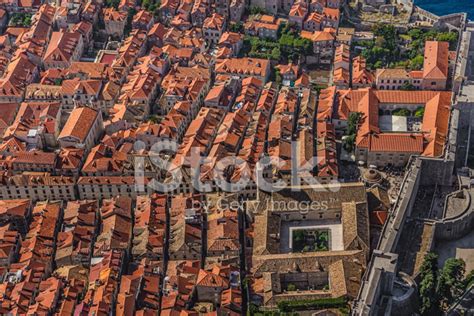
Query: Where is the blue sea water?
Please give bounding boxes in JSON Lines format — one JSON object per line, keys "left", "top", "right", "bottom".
{"left": 415, "top": 0, "right": 474, "bottom": 20}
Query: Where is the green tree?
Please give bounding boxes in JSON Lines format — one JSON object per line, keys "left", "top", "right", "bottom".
{"left": 318, "top": 231, "right": 328, "bottom": 242}
{"left": 248, "top": 304, "right": 260, "bottom": 315}
{"left": 419, "top": 252, "right": 438, "bottom": 277}
{"left": 373, "top": 23, "right": 396, "bottom": 39}
{"left": 436, "top": 32, "right": 459, "bottom": 49}
{"left": 418, "top": 255, "right": 472, "bottom": 314}
{"left": 437, "top": 258, "right": 466, "bottom": 308}
{"left": 347, "top": 112, "right": 362, "bottom": 135}
{"left": 343, "top": 111, "right": 360, "bottom": 152}
{"left": 229, "top": 22, "right": 244, "bottom": 33}
{"left": 414, "top": 107, "right": 425, "bottom": 118}
{"left": 271, "top": 47, "right": 281, "bottom": 61}
{"left": 361, "top": 44, "right": 391, "bottom": 69}
{"left": 418, "top": 252, "right": 440, "bottom": 315}
{"left": 250, "top": 6, "right": 266, "bottom": 15}
{"left": 293, "top": 37, "right": 312, "bottom": 55}
{"left": 275, "top": 68, "right": 282, "bottom": 86}
{"left": 142, "top": 0, "right": 150, "bottom": 9}
{"left": 287, "top": 284, "right": 296, "bottom": 291}
{"left": 293, "top": 230, "right": 304, "bottom": 242}
{"left": 279, "top": 34, "right": 297, "bottom": 61}
{"left": 279, "top": 22, "right": 295, "bottom": 36}
{"left": 410, "top": 55, "right": 424, "bottom": 70}
{"left": 23, "top": 15, "right": 31, "bottom": 26}
{"left": 343, "top": 134, "right": 356, "bottom": 152}
{"left": 105, "top": 0, "right": 120, "bottom": 9}
{"left": 124, "top": 7, "right": 137, "bottom": 37}
{"left": 392, "top": 108, "right": 411, "bottom": 116}
{"left": 393, "top": 60, "right": 410, "bottom": 68}
{"left": 420, "top": 273, "right": 439, "bottom": 315}
{"left": 10, "top": 13, "right": 33, "bottom": 27}
{"left": 320, "top": 244, "right": 328, "bottom": 251}
{"left": 373, "top": 60, "right": 383, "bottom": 69}
{"left": 408, "top": 28, "right": 423, "bottom": 40}
{"left": 279, "top": 33, "right": 294, "bottom": 48}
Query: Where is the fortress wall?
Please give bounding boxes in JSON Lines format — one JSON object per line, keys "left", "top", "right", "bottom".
{"left": 434, "top": 189, "right": 474, "bottom": 240}
{"left": 418, "top": 158, "right": 455, "bottom": 187}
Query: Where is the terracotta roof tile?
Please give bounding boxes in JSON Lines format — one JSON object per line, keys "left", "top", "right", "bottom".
{"left": 59, "top": 107, "right": 99, "bottom": 143}
{"left": 423, "top": 41, "right": 449, "bottom": 79}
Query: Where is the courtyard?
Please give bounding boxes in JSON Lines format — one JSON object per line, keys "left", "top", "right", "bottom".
{"left": 279, "top": 219, "right": 344, "bottom": 253}
{"left": 292, "top": 229, "right": 330, "bottom": 252}
{"left": 378, "top": 115, "right": 423, "bottom": 132}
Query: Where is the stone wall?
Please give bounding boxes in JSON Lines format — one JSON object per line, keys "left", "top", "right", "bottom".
{"left": 377, "top": 157, "right": 422, "bottom": 254}
{"left": 418, "top": 157, "right": 455, "bottom": 186}
{"left": 395, "top": 0, "right": 413, "bottom": 11}
{"left": 391, "top": 272, "right": 418, "bottom": 315}
{"left": 437, "top": 13, "right": 467, "bottom": 30}
{"left": 352, "top": 251, "right": 398, "bottom": 315}
{"left": 434, "top": 189, "right": 474, "bottom": 240}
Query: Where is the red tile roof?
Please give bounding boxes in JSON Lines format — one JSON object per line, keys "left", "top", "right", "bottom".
{"left": 43, "top": 31, "right": 82, "bottom": 64}
{"left": 59, "top": 107, "right": 99, "bottom": 143}
{"left": 423, "top": 41, "right": 449, "bottom": 80}
{"left": 364, "top": 133, "right": 424, "bottom": 153}
{"left": 346, "top": 88, "right": 452, "bottom": 156}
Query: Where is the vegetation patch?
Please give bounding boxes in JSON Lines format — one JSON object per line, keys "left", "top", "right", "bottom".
{"left": 343, "top": 112, "right": 362, "bottom": 153}
{"left": 286, "top": 283, "right": 297, "bottom": 291}
{"left": 9, "top": 13, "right": 32, "bottom": 27}
{"left": 229, "top": 22, "right": 244, "bottom": 33}
{"left": 418, "top": 253, "right": 474, "bottom": 315}
{"left": 249, "top": 6, "right": 267, "bottom": 15}
{"left": 292, "top": 229, "right": 330, "bottom": 252}
{"left": 414, "top": 107, "right": 425, "bottom": 118}
{"left": 141, "top": 0, "right": 161, "bottom": 16}
{"left": 105, "top": 0, "right": 120, "bottom": 9}
{"left": 241, "top": 24, "right": 312, "bottom": 63}
{"left": 392, "top": 108, "right": 411, "bottom": 117}
{"left": 359, "top": 24, "right": 458, "bottom": 70}
{"left": 277, "top": 297, "right": 347, "bottom": 312}
{"left": 124, "top": 8, "right": 137, "bottom": 37}
{"left": 243, "top": 36, "right": 281, "bottom": 60}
